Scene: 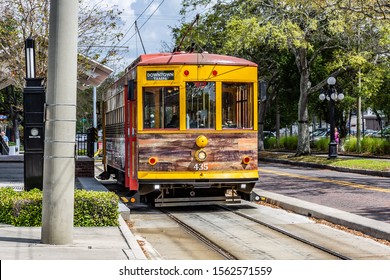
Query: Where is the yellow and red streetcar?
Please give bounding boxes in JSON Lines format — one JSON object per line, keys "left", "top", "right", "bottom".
{"left": 101, "top": 51, "right": 259, "bottom": 206}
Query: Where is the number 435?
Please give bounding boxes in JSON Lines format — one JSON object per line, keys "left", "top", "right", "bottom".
{"left": 194, "top": 163, "right": 208, "bottom": 170}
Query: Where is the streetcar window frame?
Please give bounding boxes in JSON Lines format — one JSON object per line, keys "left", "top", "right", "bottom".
{"left": 142, "top": 86, "right": 180, "bottom": 130}
{"left": 185, "top": 81, "right": 216, "bottom": 130}
{"left": 222, "top": 82, "right": 254, "bottom": 130}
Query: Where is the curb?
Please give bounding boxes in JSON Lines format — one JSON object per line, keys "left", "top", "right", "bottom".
{"left": 77, "top": 177, "right": 147, "bottom": 259}
{"left": 253, "top": 189, "right": 390, "bottom": 242}
{"left": 118, "top": 216, "right": 148, "bottom": 260}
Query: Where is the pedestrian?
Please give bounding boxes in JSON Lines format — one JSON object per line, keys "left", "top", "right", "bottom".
{"left": 1, "top": 131, "right": 9, "bottom": 146}
{"left": 334, "top": 128, "right": 339, "bottom": 150}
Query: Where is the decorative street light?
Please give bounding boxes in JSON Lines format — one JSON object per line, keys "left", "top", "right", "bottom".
{"left": 319, "top": 77, "right": 344, "bottom": 158}
{"left": 25, "top": 37, "right": 36, "bottom": 79}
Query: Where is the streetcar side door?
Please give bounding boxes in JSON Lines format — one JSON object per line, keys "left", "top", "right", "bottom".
{"left": 125, "top": 80, "right": 138, "bottom": 190}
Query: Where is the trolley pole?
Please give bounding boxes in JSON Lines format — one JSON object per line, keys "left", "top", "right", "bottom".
{"left": 41, "top": 0, "right": 79, "bottom": 245}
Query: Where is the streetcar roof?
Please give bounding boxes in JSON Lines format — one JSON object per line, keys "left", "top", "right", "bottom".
{"left": 130, "top": 52, "right": 257, "bottom": 68}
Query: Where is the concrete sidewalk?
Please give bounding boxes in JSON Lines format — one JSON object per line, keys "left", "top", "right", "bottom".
{"left": 0, "top": 217, "right": 146, "bottom": 260}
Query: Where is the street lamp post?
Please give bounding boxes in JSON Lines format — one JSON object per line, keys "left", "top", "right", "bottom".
{"left": 319, "top": 77, "right": 344, "bottom": 159}
{"left": 23, "top": 37, "right": 45, "bottom": 190}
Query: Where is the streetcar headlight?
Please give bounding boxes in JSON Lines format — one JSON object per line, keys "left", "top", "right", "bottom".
{"left": 240, "top": 183, "right": 247, "bottom": 189}
{"left": 194, "top": 149, "right": 207, "bottom": 162}
{"left": 154, "top": 184, "right": 160, "bottom": 190}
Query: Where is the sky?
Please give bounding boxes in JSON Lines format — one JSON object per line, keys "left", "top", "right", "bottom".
{"left": 85, "top": 0, "right": 202, "bottom": 72}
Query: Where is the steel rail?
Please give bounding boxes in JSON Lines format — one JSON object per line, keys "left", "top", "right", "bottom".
{"left": 160, "top": 208, "right": 239, "bottom": 260}
{"left": 217, "top": 204, "right": 352, "bottom": 260}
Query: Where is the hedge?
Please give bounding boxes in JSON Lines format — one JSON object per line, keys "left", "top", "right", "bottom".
{"left": 0, "top": 188, "right": 119, "bottom": 227}
{"left": 264, "top": 135, "right": 298, "bottom": 150}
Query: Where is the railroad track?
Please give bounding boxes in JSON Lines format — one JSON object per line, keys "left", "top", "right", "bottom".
{"left": 216, "top": 204, "right": 351, "bottom": 260}
{"left": 160, "top": 208, "right": 238, "bottom": 260}
{"left": 159, "top": 205, "right": 350, "bottom": 260}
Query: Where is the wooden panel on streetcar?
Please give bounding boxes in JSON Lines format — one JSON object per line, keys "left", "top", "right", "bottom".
{"left": 137, "top": 132, "right": 258, "bottom": 172}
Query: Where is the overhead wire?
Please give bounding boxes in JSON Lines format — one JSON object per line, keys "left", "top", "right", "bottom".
{"left": 102, "top": 0, "right": 213, "bottom": 71}
{"left": 119, "top": 0, "right": 166, "bottom": 49}
{"left": 115, "top": 0, "right": 156, "bottom": 48}
{"left": 101, "top": 0, "right": 156, "bottom": 62}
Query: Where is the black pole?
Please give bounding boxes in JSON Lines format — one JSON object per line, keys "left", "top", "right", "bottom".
{"left": 24, "top": 37, "right": 45, "bottom": 190}
{"left": 328, "top": 86, "right": 338, "bottom": 158}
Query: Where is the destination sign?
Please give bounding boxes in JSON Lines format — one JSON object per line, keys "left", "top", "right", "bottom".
{"left": 146, "top": 70, "right": 174, "bottom": 81}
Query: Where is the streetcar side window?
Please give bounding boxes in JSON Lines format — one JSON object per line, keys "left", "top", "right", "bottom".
{"left": 222, "top": 83, "right": 253, "bottom": 129}
{"left": 142, "top": 87, "right": 179, "bottom": 129}
{"left": 186, "top": 82, "right": 216, "bottom": 129}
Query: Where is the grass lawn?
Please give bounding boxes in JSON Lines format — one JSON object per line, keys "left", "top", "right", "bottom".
{"left": 260, "top": 151, "right": 390, "bottom": 172}
{"left": 330, "top": 159, "right": 390, "bottom": 171}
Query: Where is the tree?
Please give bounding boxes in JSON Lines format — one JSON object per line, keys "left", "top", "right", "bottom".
{"left": 0, "top": 0, "right": 123, "bottom": 144}
{"left": 366, "top": 63, "right": 390, "bottom": 127}
{"left": 179, "top": 0, "right": 389, "bottom": 156}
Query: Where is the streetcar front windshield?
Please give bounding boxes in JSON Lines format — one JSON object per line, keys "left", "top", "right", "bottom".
{"left": 186, "top": 82, "right": 216, "bottom": 129}
{"left": 222, "top": 83, "right": 253, "bottom": 129}
{"left": 143, "top": 87, "right": 179, "bottom": 129}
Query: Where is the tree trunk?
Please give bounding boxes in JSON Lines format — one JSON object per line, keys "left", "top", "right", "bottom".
{"left": 294, "top": 48, "right": 311, "bottom": 156}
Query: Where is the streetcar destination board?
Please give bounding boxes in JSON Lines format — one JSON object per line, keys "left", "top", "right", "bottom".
{"left": 146, "top": 70, "right": 174, "bottom": 80}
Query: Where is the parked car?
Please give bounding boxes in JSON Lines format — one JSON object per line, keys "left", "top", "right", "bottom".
{"left": 372, "top": 127, "right": 390, "bottom": 138}
{"left": 263, "top": 131, "right": 276, "bottom": 139}
{"left": 363, "top": 129, "right": 377, "bottom": 137}
{"left": 310, "top": 128, "right": 329, "bottom": 142}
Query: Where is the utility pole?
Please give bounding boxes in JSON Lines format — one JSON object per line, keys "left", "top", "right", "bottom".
{"left": 41, "top": 0, "right": 79, "bottom": 245}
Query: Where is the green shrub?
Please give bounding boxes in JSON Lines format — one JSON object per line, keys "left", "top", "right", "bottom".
{"left": 0, "top": 188, "right": 19, "bottom": 224}
{"left": 12, "top": 189, "right": 42, "bottom": 226}
{"left": 0, "top": 188, "right": 119, "bottom": 227}
{"left": 74, "top": 190, "right": 119, "bottom": 227}
{"left": 343, "top": 136, "right": 390, "bottom": 155}
{"left": 264, "top": 135, "right": 298, "bottom": 150}
{"left": 343, "top": 137, "right": 357, "bottom": 152}
{"left": 264, "top": 137, "right": 277, "bottom": 149}
{"left": 382, "top": 140, "right": 390, "bottom": 155}
{"left": 313, "top": 137, "right": 329, "bottom": 151}
{"left": 280, "top": 135, "right": 298, "bottom": 150}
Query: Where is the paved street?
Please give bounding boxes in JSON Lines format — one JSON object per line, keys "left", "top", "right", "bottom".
{"left": 257, "top": 162, "right": 390, "bottom": 223}
{"left": 0, "top": 159, "right": 23, "bottom": 190}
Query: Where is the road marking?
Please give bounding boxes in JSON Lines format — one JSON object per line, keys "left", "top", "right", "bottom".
{"left": 259, "top": 168, "right": 390, "bottom": 193}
